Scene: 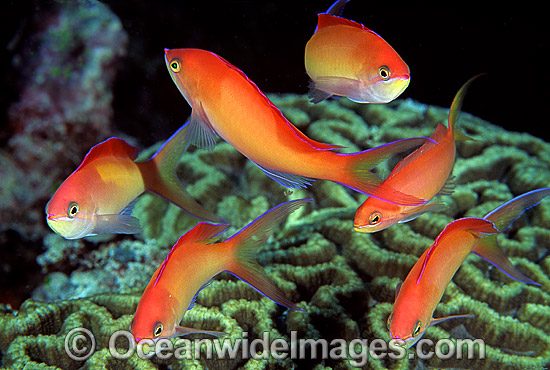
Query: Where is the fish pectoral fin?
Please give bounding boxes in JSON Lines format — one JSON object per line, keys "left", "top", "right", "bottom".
{"left": 251, "top": 161, "right": 314, "bottom": 189}
{"left": 429, "top": 314, "right": 475, "bottom": 328}
{"left": 174, "top": 325, "right": 226, "bottom": 338}
{"left": 472, "top": 235, "right": 540, "bottom": 285}
{"left": 313, "top": 76, "right": 367, "bottom": 103}
{"left": 92, "top": 214, "right": 143, "bottom": 235}
{"left": 188, "top": 101, "right": 218, "bottom": 151}
{"left": 437, "top": 176, "right": 456, "bottom": 196}
{"left": 308, "top": 79, "right": 333, "bottom": 104}
{"left": 399, "top": 198, "right": 450, "bottom": 223}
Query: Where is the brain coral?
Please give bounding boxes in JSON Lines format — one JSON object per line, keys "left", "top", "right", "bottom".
{"left": 2, "top": 94, "right": 550, "bottom": 369}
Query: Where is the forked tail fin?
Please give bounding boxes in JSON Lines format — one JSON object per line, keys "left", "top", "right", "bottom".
{"left": 225, "top": 199, "right": 311, "bottom": 311}
{"left": 139, "top": 122, "right": 224, "bottom": 223}
{"left": 341, "top": 137, "right": 434, "bottom": 206}
{"left": 448, "top": 75, "right": 482, "bottom": 141}
{"left": 483, "top": 188, "right": 550, "bottom": 232}
{"left": 471, "top": 187, "right": 550, "bottom": 286}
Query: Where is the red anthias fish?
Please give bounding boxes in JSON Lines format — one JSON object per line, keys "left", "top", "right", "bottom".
{"left": 164, "top": 48, "right": 430, "bottom": 207}
{"left": 46, "top": 124, "right": 223, "bottom": 239}
{"left": 305, "top": 0, "right": 410, "bottom": 104}
{"left": 354, "top": 76, "right": 479, "bottom": 232}
{"left": 388, "top": 188, "right": 546, "bottom": 349}
{"left": 131, "top": 199, "right": 308, "bottom": 342}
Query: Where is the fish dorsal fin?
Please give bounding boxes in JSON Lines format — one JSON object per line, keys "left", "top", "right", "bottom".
{"left": 416, "top": 218, "right": 498, "bottom": 284}
{"left": 154, "top": 223, "right": 230, "bottom": 286}
{"left": 284, "top": 121, "right": 345, "bottom": 151}
{"left": 177, "top": 222, "right": 230, "bottom": 246}
{"left": 77, "top": 138, "right": 139, "bottom": 170}
{"left": 316, "top": 14, "right": 367, "bottom": 32}
{"left": 217, "top": 54, "right": 344, "bottom": 152}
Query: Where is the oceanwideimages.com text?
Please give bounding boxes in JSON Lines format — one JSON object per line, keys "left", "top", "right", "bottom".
{"left": 65, "top": 328, "right": 486, "bottom": 366}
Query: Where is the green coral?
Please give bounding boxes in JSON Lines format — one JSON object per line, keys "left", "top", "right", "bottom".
{"left": 3, "top": 94, "right": 550, "bottom": 369}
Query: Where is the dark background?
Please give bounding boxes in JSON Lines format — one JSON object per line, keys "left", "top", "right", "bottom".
{"left": 2, "top": 1, "right": 548, "bottom": 144}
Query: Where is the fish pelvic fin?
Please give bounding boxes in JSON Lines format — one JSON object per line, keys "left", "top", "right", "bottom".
{"left": 188, "top": 101, "right": 218, "bottom": 151}
{"left": 429, "top": 314, "right": 475, "bottom": 328}
{"left": 308, "top": 79, "right": 333, "bottom": 104}
{"left": 173, "top": 325, "right": 226, "bottom": 338}
{"left": 92, "top": 214, "right": 143, "bottom": 235}
{"left": 341, "top": 137, "right": 434, "bottom": 206}
{"left": 225, "top": 199, "right": 310, "bottom": 311}
{"left": 483, "top": 188, "right": 550, "bottom": 232}
{"left": 473, "top": 234, "right": 539, "bottom": 285}
{"left": 448, "top": 75, "right": 483, "bottom": 141}
{"left": 139, "top": 122, "right": 225, "bottom": 224}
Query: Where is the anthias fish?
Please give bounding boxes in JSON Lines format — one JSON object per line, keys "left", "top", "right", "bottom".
{"left": 388, "top": 188, "right": 547, "bottom": 349}
{"left": 354, "top": 76, "right": 479, "bottom": 233}
{"left": 305, "top": 0, "right": 410, "bottom": 104}
{"left": 164, "top": 48, "right": 430, "bottom": 206}
{"left": 46, "top": 123, "right": 223, "bottom": 239}
{"left": 130, "top": 198, "right": 309, "bottom": 342}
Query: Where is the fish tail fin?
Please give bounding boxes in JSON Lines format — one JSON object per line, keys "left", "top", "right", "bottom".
{"left": 341, "top": 137, "right": 433, "bottom": 206}
{"left": 483, "top": 187, "right": 550, "bottom": 232}
{"left": 447, "top": 75, "right": 483, "bottom": 141}
{"left": 473, "top": 235, "right": 539, "bottom": 285}
{"left": 139, "top": 122, "right": 224, "bottom": 223}
{"left": 471, "top": 188, "right": 550, "bottom": 286}
{"left": 225, "top": 199, "right": 310, "bottom": 311}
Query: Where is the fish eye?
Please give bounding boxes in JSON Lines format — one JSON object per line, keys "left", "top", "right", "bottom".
{"left": 413, "top": 320, "right": 422, "bottom": 336}
{"left": 67, "top": 202, "right": 79, "bottom": 219}
{"left": 379, "top": 65, "right": 390, "bottom": 80}
{"left": 387, "top": 313, "right": 393, "bottom": 330}
{"left": 169, "top": 59, "right": 181, "bottom": 73}
{"left": 153, "top": 322, "right": 163, "bottom": 338}
{"left": 369, "top": 211, "right": 382, "bottom": 225}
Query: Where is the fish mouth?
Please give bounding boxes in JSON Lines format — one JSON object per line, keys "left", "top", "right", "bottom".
{"left": 353, "top": 224, "right": 370, "bottom": 233}
{"left": 47, "top": 213, "right": 67, "bottom": 222}
{"left": 46, "top": 214, "right": 60, "bottom": 221}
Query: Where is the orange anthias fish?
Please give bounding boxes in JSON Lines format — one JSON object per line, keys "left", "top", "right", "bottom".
{"left": 164, "top": 48, "right": 431, "bottom": 207}
{"left": 388, "top": 188, "right": 548, "bottom": 349}
{"left": 354, "top": 76, "right": 479, "bottom": 233}
{"left": 45, "top": 123, "right": 223, "bottom": 239}
{"left": 130, "top": 198, "right": 308, "bottom": 342}
{"left": 304, "top": 0, "right": 410, "bottom": 104}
